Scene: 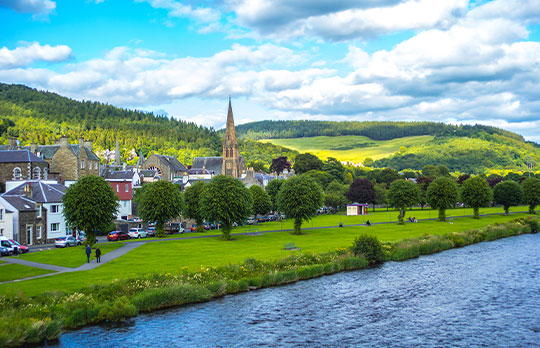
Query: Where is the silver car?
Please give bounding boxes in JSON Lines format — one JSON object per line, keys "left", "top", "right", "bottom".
{"left": 128, "top": 228, "right": 147, "bottom": 239}
{"left": 55, "top": 236, "right": 82, "bottom": 248}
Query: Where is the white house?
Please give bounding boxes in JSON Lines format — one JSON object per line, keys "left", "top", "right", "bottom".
{"left": 102, "top": 169, "right": 140, "bottom": 220}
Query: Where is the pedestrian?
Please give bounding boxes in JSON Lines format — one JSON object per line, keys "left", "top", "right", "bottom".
{"left": 85, "top": 244, "right": 91, "bottom": 263}
{"left": 95, "top": 246, "right": 101, "bottom": 263}
{"left": 366, "top": 220, "right": 371, "bottom": 226}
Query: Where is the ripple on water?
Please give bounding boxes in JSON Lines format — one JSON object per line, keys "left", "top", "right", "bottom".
{"left": 47, "top": 234, "right": 540, "bottom": 348}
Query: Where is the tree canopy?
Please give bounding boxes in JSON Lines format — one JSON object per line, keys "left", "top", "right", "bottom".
{"left": 249, "top": 185, "right": 272, "bottom": 218}
{"left": 62, "top": 175, "right": 118, "bottom": 245}
{"left": 269, "top": 156, "right": 291, "bottom": 174}
{"left": 265, "top": 179, "right": 284, "bottom": 213}
{"left": 346, "top": 178, "right": 375, "bottom": 205}
{"left": 460, "top": 176, "right": 493, "bottom": 218}
{"left": 183, "top": 181, "right": 206, "bottom": 232}
{"left": 278, "top": 176, "right": 324, "bottom": 234}
{"left": 494, "top": 180, "right": 523, "bottom": 215}
{"left": 294, "top": 153, "right": 324, "bottom": 175}
{"left": 426, "top": 177, "right": 458, "bottom": 221}
{"left": 387, "top": 179, "right": 420, "bottom": 224}
{"left": 522, "top": 177, "right": 540, "bottom": 214}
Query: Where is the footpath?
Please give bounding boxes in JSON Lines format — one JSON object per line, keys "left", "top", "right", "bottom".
{"left": 0, "top": 210, "right": 531, "bottom": 285}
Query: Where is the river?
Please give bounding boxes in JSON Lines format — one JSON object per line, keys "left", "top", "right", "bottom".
{"left": 45, "top": 233, "right": 540, "bottom": 347}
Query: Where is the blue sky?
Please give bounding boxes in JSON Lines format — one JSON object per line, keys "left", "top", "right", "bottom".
{"left": 1, "top": 0, "right": 539, "bottom": 142}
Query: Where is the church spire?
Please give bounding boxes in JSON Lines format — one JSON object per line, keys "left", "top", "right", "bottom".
{"left": 225, "top": 96, "right": 237, "bottom": 142}
{"left": 222, "top": 98, "right": 240, "bottom": 177}
{"left": 115, "top": 137, "right": 121, "bottom": 165}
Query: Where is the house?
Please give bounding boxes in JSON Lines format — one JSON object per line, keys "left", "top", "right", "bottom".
{"left": 0, "top": 149, "right": 50, "bottom": 192}
{"left": 0, "top": 180, "right": 68, "bottom": 244}
{"left": 347, "top": 202, "right": 369, "bottom": 216}
{"left": 142, "top": 154, "right": 188, "bottom": 182}
{"left": 102, "top": 169, "right": 141, "bottom": 220}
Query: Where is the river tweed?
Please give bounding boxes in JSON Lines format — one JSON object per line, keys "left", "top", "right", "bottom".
{"left": 47, "top": 234, "right": 540, "bottom": 348}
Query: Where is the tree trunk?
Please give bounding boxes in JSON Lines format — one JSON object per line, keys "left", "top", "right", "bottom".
{"left": 529, "top": 204, "right": 536, "bottom": 214}
{"left": 196, "top": 219, "right": 204, "bottom": 233}
{"left": 221, "top": 223, "right": 232, "bottom": 240}
{"left": 398, "top": 208, "right": 405, "bottom": 225}
{"left": 473, "top": 207, "right": 480, "bottom": 219}
{"left": 504, "top": 207, "right": 509, "bottom": 216}
{"left": 438, "top": 208, "right": 446, "bottom": 222}
{"left": 292, "top": 218, "right": 302, "bottom": 235}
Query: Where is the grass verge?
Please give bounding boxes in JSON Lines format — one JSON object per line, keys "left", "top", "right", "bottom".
{"left": 0, "top": 264, "right": 54, "bottom": 282}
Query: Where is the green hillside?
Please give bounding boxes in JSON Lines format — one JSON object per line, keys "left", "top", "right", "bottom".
{"left": 261, "top": 135, "right": 433, "bottom": 163}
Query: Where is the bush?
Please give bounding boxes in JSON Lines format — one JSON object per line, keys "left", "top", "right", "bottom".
{"left": 132, "top": 285, "right": 211, "bottom": 312}
{"left": 351, "top": 235, "right": 385, "bottom": 264}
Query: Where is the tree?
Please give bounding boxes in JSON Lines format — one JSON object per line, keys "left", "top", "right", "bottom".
{"left": 248, "top": 160, "right": 268, "bottom": 173}
{"left": 200, "top": 175, "right": 253, "bottom": 240}
{"left": 183, "top": 181, "right": 206, "bottom": 232}
{"left": 426, "top": 177, "right": 458, "bottom": 221}
{"left": 136, "top": 180, "right": 184, "bottom": 237}
{"left": 493, "top": 180, "right": 523, "bottom": 216}
{"left": 346, "top": 178, "right": 375, "bottom": 205}
{"left": 373, "top": 183, "right": 388, "bottom": 211}
{"left": 422, "top": 165, "right": 440, "bottom": 178}
{"left": 322, "top": 157, "right": 345, "bottom": 182}
{"left": 269, "top": 156, "right": 291, "bottom": 174}
{"left": 324, "top": 180, "right": 348, "bottom": 213}
{"left": 522, "top": 177, "right": 540, "bottom": 214}
{"left": 461, "top": 176, "right": 492, "bottom": 219}
{"left": 249, "top": 185, "right": 272, "bottom": 219}
{"left": 487, "top": 174, "right": 503, "bottom": 188}
{"left": 63, "top": 175, "right": 118, "bottom": 245}
{"left": 265, "top": 179, "right": 284, "bottom": 214}
{"left": 387, "top": 179, "right": 420, "bottom": 224}
{"left": 278, "top": 176, "right": 324, "bottom": 234}
{"left": 416, "top": 176, "right": 433, "bottom": 209}
{"left": 293, "top": 153, "right": 323, "bottom": 175}
{"left": 302, "top": 170, "right": 334, "bottom": 190}
{"left": 457, "top": 174, "right": 471, "bottom": 185}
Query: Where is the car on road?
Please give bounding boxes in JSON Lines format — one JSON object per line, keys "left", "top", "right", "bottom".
{"left": 8, "top": 239, "right": 29, "bottom": 253}
{"left": 107, "top": 231, "right": 130, "bottom": 241}
{"left": 55, "top": 236, "right": 82, "bottom": 248}
{"left": 190, "top": 224, "right": 197, "bottom": 232}
{"left": 1, "top": 237, "right": 20, "bottom": 254}
{"left": 145, "top": 227, "right": 156, "bottom": 237}
{"left": 128, "top": 228, "right": 147, "bottom": 239}
{"left": 0, "top": 245, "right": 12, "bottom": 256}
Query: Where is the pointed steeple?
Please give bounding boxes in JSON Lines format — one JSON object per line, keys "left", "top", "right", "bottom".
{"left": 222, "top": 98, "right": 240, "bottom": 177}
{"left": 225, "top": 96, "right": 237, "bottom": 143}
{"left": 115, "top": 137, "right": 121, "bottom": 166}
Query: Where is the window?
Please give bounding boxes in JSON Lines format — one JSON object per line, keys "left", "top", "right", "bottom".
{"left": 36, "top": 205, "right": 41, "bottom": 218}
{"left": 0, "top": 208, "right": 3, "bottom": 220}
{"left": 0, "top": 228, "right": 3, "bottom": 236}
{"left": 50, "top": 223, "right": 60, "bottom": 232}
{"left": 125, "top": 184, "right": 129, "bottom": 192}
{"left": 95, "top": 162, "right": 98, "bottom": 170}
{"left": 81, "top": 160, "right": 85, "bottom": 169}
{"left": 13, "top": 167, "right": 21, "bottom": 180}
{"left": 37, "top": 225, "right": 42, "bottom": 239}
{"left": 123, "top": 200, "right": 127, "bottom": 207}
{"left": 33, "top": 167, "right": 41, "bottom": 179}
{"left": 51, "top": 205, "right": 59, "bottom": 214}
{"left": 116, "top": 184, "right": 119, "bottom": 192}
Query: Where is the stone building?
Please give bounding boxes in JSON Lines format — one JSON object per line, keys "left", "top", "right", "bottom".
{"left": 0, "top": 150, "right": 49, "bottom": 191}
{"left": 142, "top": 154, "right": 188, "bottom": 182}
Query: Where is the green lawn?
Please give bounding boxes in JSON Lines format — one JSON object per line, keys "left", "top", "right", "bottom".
{"left": 0, "top": 212, "right": 527, "bottom": 297}
{"left": 10, "top": 243, "right": 125, "bottom": 268}
{"left": 0, "top": 260, "right": 6, "bottom": 264}
{"left": 0, "top": 264, "right": 54, "bottom": 282}
{"left": 260, "top": 135, "right": 434, "bottom": 162}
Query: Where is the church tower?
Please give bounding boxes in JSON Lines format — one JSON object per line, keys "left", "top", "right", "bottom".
{"left": 222, "top": 97, "right": 240, "bottom": 177}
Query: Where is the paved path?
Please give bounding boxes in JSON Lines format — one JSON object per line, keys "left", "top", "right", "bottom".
{"left": 0, "top": 210, "right": 533, "bottom": 285}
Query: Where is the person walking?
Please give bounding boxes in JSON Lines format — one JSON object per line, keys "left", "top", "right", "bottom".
{"left": 85, "top": 244, "right": 91, "bottom": 263}
{"left": 95, "top": 247, "right": 101, "bottom": 263}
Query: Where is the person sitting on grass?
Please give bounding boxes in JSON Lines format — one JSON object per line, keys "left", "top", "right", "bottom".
{"left": 366, "top": 220, "right": 371, "bottom": 226}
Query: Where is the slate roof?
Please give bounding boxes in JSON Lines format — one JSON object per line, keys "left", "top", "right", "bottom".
{"left": 0, "top": 150, "right": 47, "bottom": 163}
{"left": 154, "top": 155, "right": 188, "bottom": 173}
{"left": 139, "top": 169, "right": 157, "bottom": 177}
{"left": 4, "top": 181, "right": 67, "bottom": 203}
{"left": 34, "top": 144, "right": 100, "bottom": 161}
{"left": 192, "top": 156, "right": 223, "bottom": 174}
{"left": 102, "top": 169, "right": 135, "bottom": 180}
{"left": 1, "top": 195, "right": 36, "bottom": 212}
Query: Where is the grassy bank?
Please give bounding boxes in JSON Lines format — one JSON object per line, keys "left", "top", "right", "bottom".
{"left": 0, "top": 264, "right": 53, "bottom": 282}
{"left": 0, "top": 215, "right": 538, "bottom": 347}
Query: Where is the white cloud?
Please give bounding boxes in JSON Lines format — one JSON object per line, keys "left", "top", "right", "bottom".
{"left": 0, "top": 0, "right": 55, "bottom": 17}
{"left": 0, "top": 42, "right": 72, "bottom": 69}
{"left": 136, "top": 0, "right": 221, "bottom": 23}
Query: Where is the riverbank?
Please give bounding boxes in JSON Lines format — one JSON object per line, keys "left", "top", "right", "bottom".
{"left": 0, "top": 215, "right": 538, "bottom": 347}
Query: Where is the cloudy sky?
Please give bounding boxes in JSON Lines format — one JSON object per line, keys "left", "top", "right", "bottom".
{"left": 1, "top": 0, "right": 539, "bottom": 142}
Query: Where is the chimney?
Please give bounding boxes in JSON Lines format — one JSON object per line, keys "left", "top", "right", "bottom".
{"left": 79, "top": 137, "right": 84, "bottom": 148}
{"left": 8, "top": 137, "right": 17, "bottom": 150}
{"left": 84, "top": 140, "right": 93, "bottom": 151}
{"left": 59, "top": 136, "right": 69, "bottom": 147}
{"left": 30, "top": 143, "right": 37, "bottom": 153}
{"left": 23, "top": 182, "right": 32, "bottom": 199}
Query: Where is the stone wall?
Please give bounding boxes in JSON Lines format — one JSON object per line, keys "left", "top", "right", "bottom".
{"left": 18, "top": 209, "right": 46, "bottom": 245}
{"left": 0, "top": 162, "right": 49, "bottom": 192}
{"left": 143, "top": 155, "right": 169, "bottom": 181}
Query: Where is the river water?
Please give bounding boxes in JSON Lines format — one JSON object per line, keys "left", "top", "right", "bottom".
{"left": 47, "top": 234, "right": 540, "bottom": 348}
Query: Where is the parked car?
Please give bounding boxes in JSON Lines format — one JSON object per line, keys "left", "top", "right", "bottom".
{"left": 0, "top": 245, "right": 10, "bottom": 256}
{"left": 190, "top": 224, "right": 197, "bottom": 232}
{"left": 247, "top": 217, "right": 256, "bottom": 225}
{"left": 146, "top": 227, "right": 156, "bottom": 237}
{"left": 128, "top": 228, "right": 147, "bottom": 239}
{"left": 107, "top": 231, "right": 130, "bottom": 241}
{"left": 55, "top": 236, "right": 82, "bottom": 248}
{"left": 0, "top": 237, "right": 20, "bottom": 254}
{"left": 9, "top": 239, "right": 29, "bottom": 253}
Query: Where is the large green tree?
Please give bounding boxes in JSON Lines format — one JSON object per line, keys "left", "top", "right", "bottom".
{"left": 302, "top": 170, "right": 334, "bottom": 190}
{"left": 373, "top": 183, "right": 388, "bottom": 211}
{"left": 322, "top": 157, "right": 345, "bottom": 182}
{"left": 136, "top": 180, "right": 184, "bottom": 237}
{"left": 62, "top": 175, "right": 118, "bottom": 245}
{"left": 249, "top": 185, "right": 272, "bottom": 219}
{"left": 493, "top": 180, "right": 523, "bottom": 216}
{"left": 522, "top": 177, "right": 540, "bottom": 214}
{"left": 293, "top": 153, "right": 323, "bottom": 175}
{"left": 426, "top": 177, "right": 458, "bottom": 221}
{"left": 183, "top": 181, "right": 206, "bottom": 232}
{"left": 278, "top": 176, "right": 324, "bottom": 234}
{"left": 265, "top": 179, "right": 284, "bottom": 214}
{"left": 460, "top": 176, "right": 492, "bottom": 218}
{"left": 324, "top": 180, "right": 348, "bottom": 213}
{"left": 387, "top": 179, "right": 420, "bottom": 224}
{"left": 200, "top": 175, "right": 253, "bottom": 240}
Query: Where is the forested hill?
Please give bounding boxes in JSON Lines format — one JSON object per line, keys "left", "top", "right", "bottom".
{"left": 235, "top": 120, "right": 525, "bottom": 142}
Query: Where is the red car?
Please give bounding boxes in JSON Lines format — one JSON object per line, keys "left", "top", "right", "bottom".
{"left": 9, "top": 239, "right": 29, "bottom": 253}
{"left": 107, "top": 231, "right": 130, "bottom": 241}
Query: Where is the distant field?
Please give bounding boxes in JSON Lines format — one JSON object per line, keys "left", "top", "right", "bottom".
{"left": 260, "top": 135, "right": 434, "bottom": 162}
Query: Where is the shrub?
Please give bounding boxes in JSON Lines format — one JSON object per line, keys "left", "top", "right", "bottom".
{"left": 132, "top": 285, "right": 211, "bottom": 312}
{"left": 351, "top": 235, "right": 385, "bottom": 264}
{"left": 97, "top": 297, "right": 137, "bottom": 322}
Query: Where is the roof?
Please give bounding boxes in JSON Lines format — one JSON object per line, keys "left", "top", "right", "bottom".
{"left": 1, "top": 195, "right": 36, "bottom": 211}
{"left": 4, "top": 181, "right": 67, "bottom": 203}
{"left": 0, "top": 144, "right": 100, "bottom": 162}
{"left": 154, "top": 155, "right": 188, "bottom": 173}
{"left": 191, "top": 156, "right": 245, "bottom": 176}
{"left": 102, "top": 169, "right": 135, "bottom": 180}
{"left": 139, "top": 169, "right": 157, "bottom": 177}
{"left": 0, "top": 150, "right": 47, "bottom": 163}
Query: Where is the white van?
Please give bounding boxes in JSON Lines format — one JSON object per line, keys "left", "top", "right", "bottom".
{"left": 0, "top": 236, "right": 18, "bottom": 254}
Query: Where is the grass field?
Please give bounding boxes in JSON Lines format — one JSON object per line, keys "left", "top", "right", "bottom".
{"left": 0, "top": 264, "right": 54, "bottom": 282}
{"left": 260, "top": 135, "right": 434, "bottom": 162}
{"left": 9, "top": 242, "right": 125, "bottom": 268}
{"left": 0, "top": 209, "right": 528, "bottom": 297}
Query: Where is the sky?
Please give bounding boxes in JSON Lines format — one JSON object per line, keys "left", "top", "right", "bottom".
{"left": 0, "top": 0, "right": 539, "bottom": 142}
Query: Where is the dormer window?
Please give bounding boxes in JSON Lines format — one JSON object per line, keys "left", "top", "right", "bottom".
{"left": 81, "top": 160, "right": 85, "bottom": 169}
{"left": 13, "top": 167, "right": 21, "bottom": 180}
{"left": 33, "top": 167, "right": 41, "bottom": 179}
